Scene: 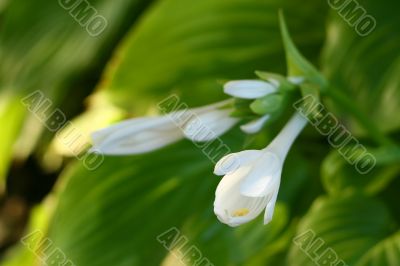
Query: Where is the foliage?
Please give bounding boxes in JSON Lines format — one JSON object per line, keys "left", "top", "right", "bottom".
{"left": 0, "top": 0, "right": 399, "bottom": 265}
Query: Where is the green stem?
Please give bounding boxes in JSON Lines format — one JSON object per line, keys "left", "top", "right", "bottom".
{"left": 323, "top": 86, "right": 393, "bottom": 147}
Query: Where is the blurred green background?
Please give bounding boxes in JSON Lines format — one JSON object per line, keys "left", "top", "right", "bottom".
{"left": 0, "top": 0, "right": 399, "bottom": 265}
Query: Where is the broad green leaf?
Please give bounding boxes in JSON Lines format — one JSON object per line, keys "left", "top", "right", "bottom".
{"left": 0, "top": 97, "right": 26, "bottom": 192}
{"left": 321, "top": 147, "right": 400, "bottom": 196}
{"left": 46, "top": 130, "right": 312, "bottom": 266}
{"left": 46, "top": 137, "right": 238, "bottom": 266}
{"left": 288, "top": 193, "right": 398, "bottom": 266}
{"left": 321, "top": 0, "right": 400, "bottom": 134}
{"left": 45, "top": 137, "right": 244, "bottom": 265}
{"left": 278, "top": 11, "right": 326, "bottom": 87}
{"left": 0, "top": 0, "right": 148, "bottom": 185}
{"left": 356, "top": 232, "right": 400, "bottom": 266}
{"left": 59, "top": 0, "right": 328, "bottom": 155}
{"left": 91, "top": 0, "right": 328, "bottom": 112}
{"left": 42, "top": 0, "right": 330, "bottom": 265}
{"left": 44, "top": 126, "right": 316, "bottom": 266}
{"left": 233, "top": 204, "right": 289, "bottom": 262}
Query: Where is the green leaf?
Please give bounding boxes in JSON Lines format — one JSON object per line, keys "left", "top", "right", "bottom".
{"left": 44, "top": 130, "right": 318, "bottom": 265}
{"left": 278, "top": 11, "right": 327, "bottom": 87}
{"left": 41, "top": 1, "right": 330, "bottom": 265}
{"left": 0, "top": 97, "right": 26, "bottom": 192}
{"left": 46, "top": 138, "right": 236, "bottom": 265}
{"left": 288, "top": 193, "right": 398, "bottom": 266}
{"left": 0, "top": 0, "right": 147, "bottom": 184}
{"left": 299, "top": 82, "right": 320, "bottom": 104}
{"left": 321, "top": 0, "right": 400, "bottom": 134}
{"left": 321, "top": 147, "right": 400, "bottom": 196}
{"left": 46, "top": 136, "right": 270, "bottom": 265}
{"left": 55, "top": 0, "right": 328, "bottom": 157}
{"left": 356, "top": 232, "right": 400, "bottom": 266}
{"left": 46, "top": 133, "right": 312, "bottom": 265}
{"left": 93, "top": 0, "right": 328, "bottom": 112}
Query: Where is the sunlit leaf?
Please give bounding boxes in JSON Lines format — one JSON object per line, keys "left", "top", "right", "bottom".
{"left": 0, "top": 0, "right": 148, "bottom": 185}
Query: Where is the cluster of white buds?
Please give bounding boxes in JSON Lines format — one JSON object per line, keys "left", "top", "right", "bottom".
{"left": 90, "top": 99, "right": 238, "bottom": 155}
{"left": 90, "top": 75, "right": 307, "bottom": 227}
{"left": 88, "top": 12, "right": 325, "bottom": 228}
{"left": 90, "top": 78, "right": 289, "bottom": 155}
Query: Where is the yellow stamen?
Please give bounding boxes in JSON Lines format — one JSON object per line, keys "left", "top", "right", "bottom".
{"left": 232, "top": 208, "right": 250, "bottom": 217}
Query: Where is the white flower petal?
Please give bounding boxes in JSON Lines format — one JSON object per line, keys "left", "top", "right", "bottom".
{"left": 91, "top": 100, "right": 231, "bottom": 146}
{"left": 183, "top": 109, "right": 238, "bottom": 142}
{"left": 213, "top": 150, "right": 283, "bottom": 226}
{"left": 91, "top": 100, "right": 237, "bottom": 155}
{"left": 214, "top": 169, "right": 269, "bottom": 227}
{"left": 264, "top": 187, "right": 280, "bottom": 225}
{"left": 213, "top": 113, "right": 307, "bottom": 227}
{"left": 189, "top": 99, "right": 233, "bottom": 114}
{"left": 93, "top": 117, "right": 175, "bottom": 147}
{"left": 240, "top": 114, "right": 271, "bottom": 134}
{"left": 94, "top": 128, "right": 183, "bottom": 155}
{"left": 91, "top": 116, "right": 184, "bottom": 155}
{"left": 91, "top": 116, "right": 175, "bottom": 145}
{"left": 215, "top": 165, "right": 251, "bottom": 196}
{"left": 214, "top": 150, "right": 261, "bottom": 176}
{"left": 239, "top": 152, "right": 282, "bottom": 197}
{"left": 221, "top": 196, "right": 268, "bottom": 227}
{"left": 224, "top": 80, "right": 277, "bottom": 99}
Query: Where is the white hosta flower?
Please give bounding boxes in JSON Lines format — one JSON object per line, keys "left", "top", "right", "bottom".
{"left": 90, "top": 100, "right": 238, "bottom": 155}
{"left": 90, "top": 115, "right": 184, "bottom": 155}
{"left": 183, "top": 108, "right": 239, "bottom": 142}
{"left": 224, "top": 80, "right": 277, "bottom": 99}
{"left": 240, "top": 114, "right": 271, "bottom": 134}
{"left": 213, "top": 112, "right": 307, "bottom": 227}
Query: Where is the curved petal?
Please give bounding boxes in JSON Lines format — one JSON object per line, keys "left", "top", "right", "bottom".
{"left": 239, "top": 151, "right": 282, "bottom": 197}
{"left": 90, "top": 115, "right": 184, "bottom": 155}
{"left": 91, "top": 115, "right": 176, "bottom": 145}
{"left": 214, "top": 168, "right": 268, "bottom": 227}
{"left": 224, "top": 80, "right": 277, "bottom": 99}
{"left": 183, "top": 109, "right": 238, "bottom": 142}
{"left": 214, "top": 150, "right": 261, "bottom": 176}
{"left": 263, "top": 182, "right": 280, "bottom": 225}
{"left": 217, "top": 195, "right": 268, "bottom": 227}
{"left": 189, "top": 99, "right": 233, "bottom": 114}
{"left": 93, "top": 128, "right": 183, "bottom": 155}
{"left": 240, "top": 114, "right": 271, "bottom": 134}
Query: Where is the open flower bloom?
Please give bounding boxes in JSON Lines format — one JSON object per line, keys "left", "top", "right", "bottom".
{"left": 90, "top": 100, "right": 239, "bottom": 155}
{"left": 213, "top": 112, "right": 307, "bottom": 227}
